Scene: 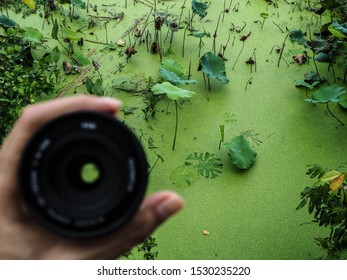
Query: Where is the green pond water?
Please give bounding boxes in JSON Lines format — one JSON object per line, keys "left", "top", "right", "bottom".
{"left": 8, "top": 0, "right": 347, "bottom": 259}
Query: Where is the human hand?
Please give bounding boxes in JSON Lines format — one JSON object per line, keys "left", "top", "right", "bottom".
{"left": 0, "top": 95, "right": 184, "bottom": 259}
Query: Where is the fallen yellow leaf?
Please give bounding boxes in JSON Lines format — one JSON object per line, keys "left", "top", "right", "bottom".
{"left": 202, "top": 230, "right": 209, "bottom": 235}
{"left": 23, "top": 0, "right": 36, "bottom": 10}
{"left": 330, "top": 174, "right": 345, "bottom": 191}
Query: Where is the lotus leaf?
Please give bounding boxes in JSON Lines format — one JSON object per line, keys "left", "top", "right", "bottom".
{"left": 185, "top": 152, "right": 223, "bottom": 179}
{"left": 225, "top": 135, "right": 257, "bottom": 170}
{"left": 290, "top": 30, "right": 306, "bottom": 45}
{"left": 328, "top": 21, "right": 347, "bottom": 39}
{"left": 161, "top": 59, "right": 183, "bottom": 76}
{"left": 170, "top": 165, "right": 199, "bottom": 188}
{"left": 24, "top": 27, "right": 43, "bottom": 43}
{"left": 71, "top": 0, "right": 86, "bottom": 8}
{"left": 73, "top": 53, "right": 91, "bottom": 66}
{"left": 63, "top": 29, "right": 79, "bottom": 41}
{"left": 198, "top": 52, "right": 229, "bottom": 84}
{"left": 295, "top": 80, "right": 320, "bottom": 89}
{"left": 192, "top": 0, "right": 208, "bottom": 18}
{"left": 159, "top": 68, "right": 197, "bottom": 85}
{"left": 152, "top": 82, "right": 195, "bottom": 100}
{"left": 0, "top": 15, "right": 16, "bottom": 28}
{"left": 305, "top": 85, "right": 346, "bottom": 104}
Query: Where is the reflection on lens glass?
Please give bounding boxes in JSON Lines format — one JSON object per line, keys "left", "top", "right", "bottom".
{"left": 80, "top": 162, "right": 100, "bottom": 184}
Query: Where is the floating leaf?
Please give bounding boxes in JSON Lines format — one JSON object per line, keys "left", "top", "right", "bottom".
{"left": 24, "top": 27, "right": 43, "bottom": 43}
{"left": 161, "top": 59, "right": 183, "bottom": 76}
{"left": 198, "top": 52, "right": 229, "bottom": 84}
{"left": 159, "top": 68, "right": 197, "bottom": 85}
{"left": 305, "top": 85, "right": 346, "bottom": 104}
{"left": 185, "top": 152, "right": 223, "bottom": 179}
{"left": 63, "top": 29, "right": 79, "bottom": 41}
{"left": 295, "top": 80, "right": 320, "bottom": 89}
{"left": 290, "top": 30, "right": 306, "bottom": 45}
{"left": 23, "top": 0, "right": 36, "bottom": 10}
{"left": 0, "top": 15, "right": 16, "bottom": 28}
{"left": 73, "top": 53, "right": 90, "bottom": 66}
{"left": 188, "top": 31, "right": 210, "bottom": 38}
{"left": 329, "top": 175, "right": 345, "bottom": 191}
{"left": 225, "top": 135, "right": 257, "bottom": 170}
{"left": 170, "top": 165, "right": 199, "bottom": 188}
{"left": 192, "top": 0, "right": 208, "bottom": 18}
{"left": 152, "top": 82, "right": 195, "bottom": 100}
{"left": 328, "top": 21, "right": 347, "bottom": 39}
{"left": 71, "top": 0, "right": 86, "bottom": 8}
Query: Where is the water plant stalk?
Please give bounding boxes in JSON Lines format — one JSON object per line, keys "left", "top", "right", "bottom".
{"left": 172, "top": 100, "right": 179, "bottom": 150}
{"left": 326, "top": 103, "right": 344, "bottom": 126}
{"left": 182, "top": 12, "right": 196, "bottom": 57}
{"left": 277, "top": 32, "right": 290, "bottom": 68}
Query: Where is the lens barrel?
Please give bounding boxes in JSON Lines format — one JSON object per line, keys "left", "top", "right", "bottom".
{"left": 19, "top": 111, "right": 148, "bottom": 239}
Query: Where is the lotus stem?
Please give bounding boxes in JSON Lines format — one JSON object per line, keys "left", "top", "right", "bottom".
{"left": 326, "top": 103, "right": 344, "bottom": 126}
{"left": 277, "top": 32, "right": 290, "bottom": 68}
{"left": 202, "top": 72, "right": 210, "bottom": 101}
{"left": 232, "top": 41, "right": 244, "bottom": 70}
{"left": 172, "top": 100, "right": 179, "bottom": 150}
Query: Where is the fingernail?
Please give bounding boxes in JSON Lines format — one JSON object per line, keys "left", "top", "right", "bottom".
{"left": 155, "top": 194, "right": 185, "bottom": 221}
{"left": 98, "top": 97, "right": 123, "bottom": 107}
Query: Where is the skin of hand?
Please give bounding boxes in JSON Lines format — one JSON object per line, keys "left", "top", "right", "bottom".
{"left": 0, "top": 95, "right": 185, "bottom": 260}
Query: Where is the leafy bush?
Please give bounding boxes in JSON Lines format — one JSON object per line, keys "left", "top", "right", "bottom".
{"left": 297, "top": 164, "right": 347, "bottom": 259}
{"left": 0, "top": 26, "right": 56, "bottom": 143}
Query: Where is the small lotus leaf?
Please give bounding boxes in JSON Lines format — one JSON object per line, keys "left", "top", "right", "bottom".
{"left": 225, "top": 135, "right": 257, "bottom": 170}
{"left": 152, "top": 82, "right": 195, "bottom": 100}
{"left": 161, "top": 59, "right": 183, "bottom": 76}
{"left": 305, "top": 85, "right": 346, "bottom": 104}
{"left": 71, "top": 0, "right": 86, "bottom": 8}
{"left": 73, "top": 53, "right": 90, "bottom": 66}
{"left": 192, "top": 0, "right": 208, "bottom": 18}
{"left": 24, "top": 27, "right": 43, "bottom": 43}
{"left": 188, "top": 31, "right": 210, "bottom": 38}
{"left": 63, "top": 29, "right": 79, "bottom": 41}
{"left": 290, "top": 30, "right": 306, "bottom": 45}
{"left": 185, "top": 152, "right": 223, "bottom": 179}
{"left": 159, "top": 68, "right": 197, "bottom": 85}
{"left": 198, "top": 52, "right": 229, "bottom": 84}
{"left": 328, "top": 21, "right": 347, "bottom": 39}
{"left": 170, "top": 165, "right": 199, "bottom": 188}
{"left": 0, "top": 15, "right": 16, "bottom": 28}
{"left": 295, "top": 80, "right": 320, "bottom": 89}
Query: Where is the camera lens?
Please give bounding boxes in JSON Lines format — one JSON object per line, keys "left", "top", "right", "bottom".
{"left": 19, "top": 111, "right": 148, "bottom": 239}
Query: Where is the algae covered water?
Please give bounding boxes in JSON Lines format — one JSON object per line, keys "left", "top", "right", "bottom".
{"left": 2, "top": 0, "right": 347, "bottom": 259}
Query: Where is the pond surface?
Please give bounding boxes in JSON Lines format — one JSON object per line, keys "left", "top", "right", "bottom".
{"left": 10, "top": 0, "right": 347, "bottom": 259}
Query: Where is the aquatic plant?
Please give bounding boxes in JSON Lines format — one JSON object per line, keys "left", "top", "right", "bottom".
{"left": 224, "top": 135, "right": 257, "bottom": 170}
{"left": 305, "top": 85, "right": 346, "bottom": 126}
{"left": 198, "top": 51, "right": 229, "bottom": 100}
{"left": 152, "top": 82, "right": 195, "bottom": 150}
{"left": 297, "top": 163, "right": 347, "bottom": 259}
